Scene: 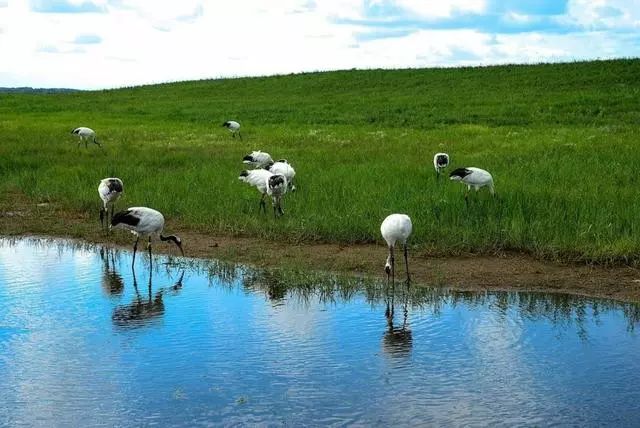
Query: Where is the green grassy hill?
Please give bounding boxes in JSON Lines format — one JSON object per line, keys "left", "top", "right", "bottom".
{"left": 1, "top": 59, "right": 639, "bottom": 263}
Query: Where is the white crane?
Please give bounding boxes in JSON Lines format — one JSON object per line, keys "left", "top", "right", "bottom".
{"left": 71, "top": 127, "right": 101, "bottom": 148}
{"left": 222, "top": 120, "right": 242, "bottom": 140}
{"left": 98, "top": 177, "right": 123, "bottom": 230}
{"left": 380, "top": 214, "right": 412, "bottom": 284}
{"left": 110, "top": 207, "right": 184, "bottom": 267}
{"left": 449, "top": 167, "right": 495, "bottom": 201}
{"left": 433, "top": 152, "right": 450, "bottom": 177}
{"left": 243, "top": 150, "right": 273, "bottom": 168}
{"left": 239, "top": 169, "right": 273, "bottom": 213}
{"left": 266, "top": 159, "right": 296, "bottom": 192}
{"left": 267, "top": 174, "right": 288, "bottom": 217}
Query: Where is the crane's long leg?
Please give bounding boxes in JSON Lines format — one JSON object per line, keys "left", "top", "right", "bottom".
{"left": 260, "top": 193, "right": 266, "bottom": 214}
{"left": 100, "top": 208, "right": 105, "bottom": 230}
{"left": 238, "top": 132, "right": 243, "bottom": 141}
{"left": 404, "top": 243, "right": 410, "bottom": 284}
{"left": 390, "top": 245, "right": 395, "bottom": 295}
{"left": 131, "top": 236, "right": 140, "bottom": 268}
{"left": 148, "top": 236, "right": 153, "bottom": 270}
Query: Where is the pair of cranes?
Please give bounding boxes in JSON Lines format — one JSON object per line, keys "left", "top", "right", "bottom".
{"left": 74, "top": 120, "right": 242, "bottom": 149}
{"left": 239, "top": 150, "right": 297, "bottom": 217}
{"left": 98, "top": 178, "right": 183, "bottom": 268}
{"left": 382, "top": 153, "right": 496, "bottom": 286}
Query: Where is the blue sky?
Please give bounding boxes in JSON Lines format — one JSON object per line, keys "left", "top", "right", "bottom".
{"left": 0, "top": 0, "right": 638, "bottom": 89}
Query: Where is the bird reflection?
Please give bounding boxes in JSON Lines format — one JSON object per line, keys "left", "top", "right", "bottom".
{"left": 382, "top": 281, "right": 413, "bottom": 358}
{"left": 112, "top": 267, "right": 185, "bottom": 329}
{"left": 100, "top": 247, "right": 124, "bottom": 296}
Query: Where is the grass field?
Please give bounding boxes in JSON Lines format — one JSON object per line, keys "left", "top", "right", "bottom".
{"left": 0, "top": 59, "right": 639, "bottom": 264}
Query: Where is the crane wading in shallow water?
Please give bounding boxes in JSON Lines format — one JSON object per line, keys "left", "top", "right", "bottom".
{"left": 380, "top": 214, "right": 412, "bottom": 286}
{"left": 98, "top": 177, "right": 123, "bottom": 230}
{"left": 222, "top": 121, "right": 242, "bottom": 140}
{"left": 71, "top": 127, "right": 101, "bottom": 148}
{"left": 110, "top": 207, "right": 184, "bottom": 268}
{"left": 449, "top": 167, "right": 495, "bottom": 202}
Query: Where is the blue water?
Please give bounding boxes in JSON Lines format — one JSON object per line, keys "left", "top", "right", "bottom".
{"left": 1, "top": 237, "right": 640, "bottom": 426}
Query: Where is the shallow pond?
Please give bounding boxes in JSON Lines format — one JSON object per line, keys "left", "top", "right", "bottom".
{"left": 1, "top": 237, "right": 640, "bottom": 426}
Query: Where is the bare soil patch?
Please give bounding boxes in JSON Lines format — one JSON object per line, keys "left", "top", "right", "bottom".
{"left": 2, "top": 194, "right": 640, "bottom": 303}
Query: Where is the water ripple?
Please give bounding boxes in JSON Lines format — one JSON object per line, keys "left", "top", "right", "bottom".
{"left": 1, "top": 237, "right": 640, "bottom": 426}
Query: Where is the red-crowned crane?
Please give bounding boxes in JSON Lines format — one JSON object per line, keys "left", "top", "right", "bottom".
{"left": 239, "top": 169, "right": 273, "bottom": 213}
{"left": 222, "top": 120, "right": 242, "bottom": 140}
{"left": 98, "top": 177, "right": 123, "bottom": 230}
{"left": 243, "top": 150, "right": 273, "bottom": 168}
{"left": 110, "top": 207, "right": 184, "bottom": 268}
{"left": 266, "top": 174, "right": 288, "bottom": 217}
{"left": 266, "top": 159, "right": 296, "bottom": 192}
{"left": 380, "top": 214, "right": 412, "bottom": 285}
{"left": 433, "top": 152, "right": 450, "bottom": 178}
{"left": 449, "top": 167, "right": 495, "bottom": 201}
{"left": 71, "top": 127, "right": 101, "bottom": 148}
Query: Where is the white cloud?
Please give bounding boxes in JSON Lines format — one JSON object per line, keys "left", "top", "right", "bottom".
{"left": 0, "top": 0, "right": 637, "bottom": 89}
{"left": 394, "top": 0, "right": 487, "bottom": 18}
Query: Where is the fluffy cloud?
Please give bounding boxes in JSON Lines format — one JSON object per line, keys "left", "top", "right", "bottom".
{"left": 0, "top": 0, "right": 638, "bottom": 89}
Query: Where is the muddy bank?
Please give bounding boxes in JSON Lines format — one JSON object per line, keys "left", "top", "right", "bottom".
{"left": 2, "top": 200, "right": 640, "bottom": 303}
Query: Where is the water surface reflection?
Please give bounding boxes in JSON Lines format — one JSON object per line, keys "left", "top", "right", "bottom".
{"left": 1, "top": 237, "right": 640, "bottom": 426}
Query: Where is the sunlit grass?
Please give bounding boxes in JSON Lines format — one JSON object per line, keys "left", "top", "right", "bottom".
{"left": 1, "top": 59, "right": 639, "bottom": 264}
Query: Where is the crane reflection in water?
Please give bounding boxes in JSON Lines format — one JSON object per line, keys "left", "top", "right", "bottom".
{"left": 383, "top": 276, "right": 412, "bottom": 358}
{"left": 111, "top": 263, "right": 185, "bottom": 329}
{"left": 100, "top": 247, "right": 124, "bottom": 296}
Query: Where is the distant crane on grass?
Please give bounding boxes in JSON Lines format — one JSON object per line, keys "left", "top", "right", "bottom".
{"left": 223, "top": 121, "right": 242, "bottom": 140}
{"left": 433, "top": 153, "right": 450, "bottom": 178}
{"left": 449, "top": 167, "right": 495, "bottom": 202}
{"left": 72, "top": 127, "right": 101, "bottom": 148}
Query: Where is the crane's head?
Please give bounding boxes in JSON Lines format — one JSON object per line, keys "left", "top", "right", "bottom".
{"left": 384, "top": 255, "right": 391, "bottom": 275}
{"left": 449, "top": 168, "right": 471, "bottom": 182}
{"left": 174, "top": 236, "right": 184, "bottom": 256}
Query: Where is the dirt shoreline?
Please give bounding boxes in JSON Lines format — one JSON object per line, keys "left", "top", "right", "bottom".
{"left": 2, "top": 201, "right": 640, "bottom": 303}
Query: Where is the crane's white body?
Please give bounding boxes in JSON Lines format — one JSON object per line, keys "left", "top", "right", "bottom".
{"left": 433, "top": 152, "right": 450, "bottom": 175}
{"left": 110, "top": 206, "right": 183, "bottom": 266}
{"left": 239, "top": 169, "right": 273, "bottom": 195}
{"left": 98, "top": 178, "right": 123, "bottom": 210}
{"left": 380, "top": 214, "right": 412, "bottom": 282}
{"left": 381, "top": 214, "right": 412, "bottom": 249}
{"left": 112, "top": 207, "right": 165, "bottom": 237}
{"left": 239, "top": 169, "right": 275, "bottom": 213}
{"left": 72, "top": 127, "right": 100, "bottom": 147}
{"left": 266, "top": 174, "right": 288, "bottom": 217}
{"left": 267, "top": 160, "right": 296, "bottom": 192}
{"left": 224, "top": 120, "right": 240, "bottom": 132}
{"left": 223, "top": 120, "right": 241, "bottom": 139}
{"left": 449, "top": 167, "right": 495, "bottom": 195}
{"left": 98, "top": 177, "right": 124, "bottom": 229}
{"left": 243, "top": 151, "right": 273, "bottom": 168}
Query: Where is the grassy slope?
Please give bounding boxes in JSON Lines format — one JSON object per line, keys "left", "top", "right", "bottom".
{"left": 0, "top": 59, "right": 639, "bottom": 263}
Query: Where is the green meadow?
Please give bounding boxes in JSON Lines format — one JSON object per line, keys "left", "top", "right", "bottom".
{"left": 0, "top": 59, "right": 639, "bottom": 264}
